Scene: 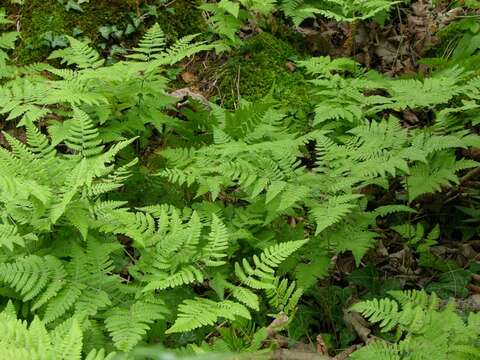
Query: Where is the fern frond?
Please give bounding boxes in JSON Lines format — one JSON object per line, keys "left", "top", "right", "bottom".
{"left": 202, "top": 214, "right": 229, "bottom": 266}
{"left": 49, "top": 36, "right": 104, "bottom": 69}
{"left": 127, "top": 23, "right": 166, "bottom": 61}
{"left": 0, "top": 255, "right": 66, "bottom": 303}
{"left": 0, "top": 307, "right": 113, "bottom": 360}
{"left": 65, "top": 107, "right": 104, "bottom": 157}
{"left": 166, "top": 298, "right": 250, "bottom": 334}
{"left": 373, "top": 205, "right": 416, "bottom": 217}
{"left": 349, "top": 340, "right": 400, "bottom": 360}
{"left": 235, "top": 240, "right": 307, "bottom": 289}
{"left": 142, "top": 265, "right": 204, "bottom": 291}
{"left": 310, "top": 197, "right": 359, "bottom": 235}
{"left": 42, "top": 283, "right": 84, "bottom": 323}
{"left": 228, "top": 285, "right": 260, "bottom": 311}
{"left": 351, "top": 297, "right": 400, "bottom": 332}
{"left": 266, "top": 278, "right": 303, "bottom": 315}
{"left": 388, "top": 290, "right": 437, "bottom": 310}
{"left": 105, "top": 299, "right": 166, "bottom": 352}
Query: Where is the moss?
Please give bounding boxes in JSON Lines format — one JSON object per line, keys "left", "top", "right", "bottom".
{"left": 11, "top": 0, "right": 134, "bottom": 64}
{"left": 216, "top": 32, "right": 310, "bottom": 113}
{"left": 9, "top": 0, "right": 206, "bottom": 64}
{"left": 154, "top": 0, "right": 207, "bottom": 40}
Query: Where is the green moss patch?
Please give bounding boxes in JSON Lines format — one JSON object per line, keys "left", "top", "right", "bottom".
{"left": 10, "top": 0, "right": 134, "bottom": 64}
{"left": 7, "top": 0, "right": 206, "bottom": 64}
{"left": 216, "top": 32, "right": 310, "bottom": 113}
{"left": 153, "top": 0, "right": 207, "bottom": 40}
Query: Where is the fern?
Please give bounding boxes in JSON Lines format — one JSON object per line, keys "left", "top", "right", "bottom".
{"left": 202, "top": 214, "right": 230, "bottom": 266}
{"left": 265, "top": 278, "right": 303, "bottom": 315}
{"left": 351, "top": 296, "right": 401, "bottom": 332}
{"left": 65, "top": 107, "right": 104, "bottom": 157}
{"left": 0, "top": 223, "right": 37, "bottom": 250}
{"left": 0, "top": 4, "right": 478, "bottom": 357}
{"left": 351, "top": 291, "right": 480, "bottom": 360}
{"left": 406, "top": 151, "right": 478, "bottom": 201}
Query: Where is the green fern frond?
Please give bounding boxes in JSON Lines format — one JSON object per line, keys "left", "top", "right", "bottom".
{"left": 156, "top": 34, "right": 211, "bottom": 65}
{"left": 351, "top": 297, "right": 400, "bottom": 332}
{"left": 127, "top": 23, "right": 166, "bottom": 61}
{"left": 142, "top": 265, "right": 204, "bottom": 291}
{"left": 373, "top": 205, "right": 417, "bottom": 217}
{"left": 310, "top": 198, "right": 359, "bottom": 235}
{"left": 24, "top": 119, "right": 56, "bottom": 158}
{"left": 235, "top": 240, "right": 307, "bottom": 289}
{"left": 202, "top": 214, "right": 229, "bottom": 266}
{"left": 266, "top": 278, "right": 303, "bottom": 315}
{"left": 0, "top": 255, "right": 66, "bottom": 303}
{"left": 349, "top": 340, "right": 400, "bottom": 360}
{"left": 49, "top": 36, "right": 104, "bottom": 69}
{"left": 387, "top": 290, "right": 438, "bottom": 310}
{"left": 166, "top": 298, "right": 250, "bottom": 334}
{"left": 0, "top": 306, "right": 113, "bottom": 360}
{"left": 0, "top": 223, "right": 37, "bottom": 250}
{"left": 406, "top": 151, "right": 467, "bottom": 201}
{"left": 42, "top": 283, "right": 84, "bottom": 323}
{"left": 228, "top": 285, "right": 260, "bottom": 311}
{"left": 65, "top": 108, "right": 104, "bottom": 157}
{"left": 105, "top": 299, "right": 166, "bottom": 352}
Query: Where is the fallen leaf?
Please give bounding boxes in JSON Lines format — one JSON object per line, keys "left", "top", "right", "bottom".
{"left": 181, "top": 71, "right": 198, "bottom": 84}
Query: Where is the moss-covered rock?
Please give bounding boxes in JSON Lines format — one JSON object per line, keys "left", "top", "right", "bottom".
{"left": 8, "top": 0, "right": 134, "bottom": 64}
{"left": 216, "top": 32, "right": 310, "bottom": 114}
{"left": 5, "top": 0, "right": 206, "bottom": 64}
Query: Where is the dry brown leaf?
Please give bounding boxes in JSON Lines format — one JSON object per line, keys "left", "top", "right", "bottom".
{"left": 180, "top": 71, "right": 198, "bottom": 84}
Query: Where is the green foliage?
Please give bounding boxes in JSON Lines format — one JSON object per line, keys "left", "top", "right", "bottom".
{"left": 280, "top": 0, "right": 399, "bottom": 25}
{"left": 0, "top": 302, "right": 114, "bottom": 359}
{"left": 215, "top": 32, "right": 308, "bottom": 110}
{"left": 351, "top": 290, "right": 480, "bottom": 360}
{"left": 201, "top": 0, "right": 399, "bottom": 44}
{"left": 0, "top": 3, "right": 479, "bottom": 359}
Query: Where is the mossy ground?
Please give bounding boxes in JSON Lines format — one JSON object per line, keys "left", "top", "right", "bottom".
{"left": 215, "top": 33, "right": 310, "bottom": 114}
{"left": 154, "top": 0, "right": 206, "bottom": 41}
{"left": 4, "top": 0, "right": 206, "bottom": 64}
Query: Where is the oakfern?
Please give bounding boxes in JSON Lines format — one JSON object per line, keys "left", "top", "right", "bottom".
{"left": 350, "top": 290, "right": 480, "bottom": 360}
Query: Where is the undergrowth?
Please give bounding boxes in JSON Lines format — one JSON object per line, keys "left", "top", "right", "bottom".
{"left": 0, "top": 1, "right": 479, "bottom": 359}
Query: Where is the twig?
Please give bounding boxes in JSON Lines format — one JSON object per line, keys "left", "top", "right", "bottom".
{"left": 272, "top": 349, "right": 330, "bottom": 360}
{"left": 333, "top": 344, "right": 362, "bottom": 360}
{"left": 236, "top": 65, "right": 241, "bottom": 106}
